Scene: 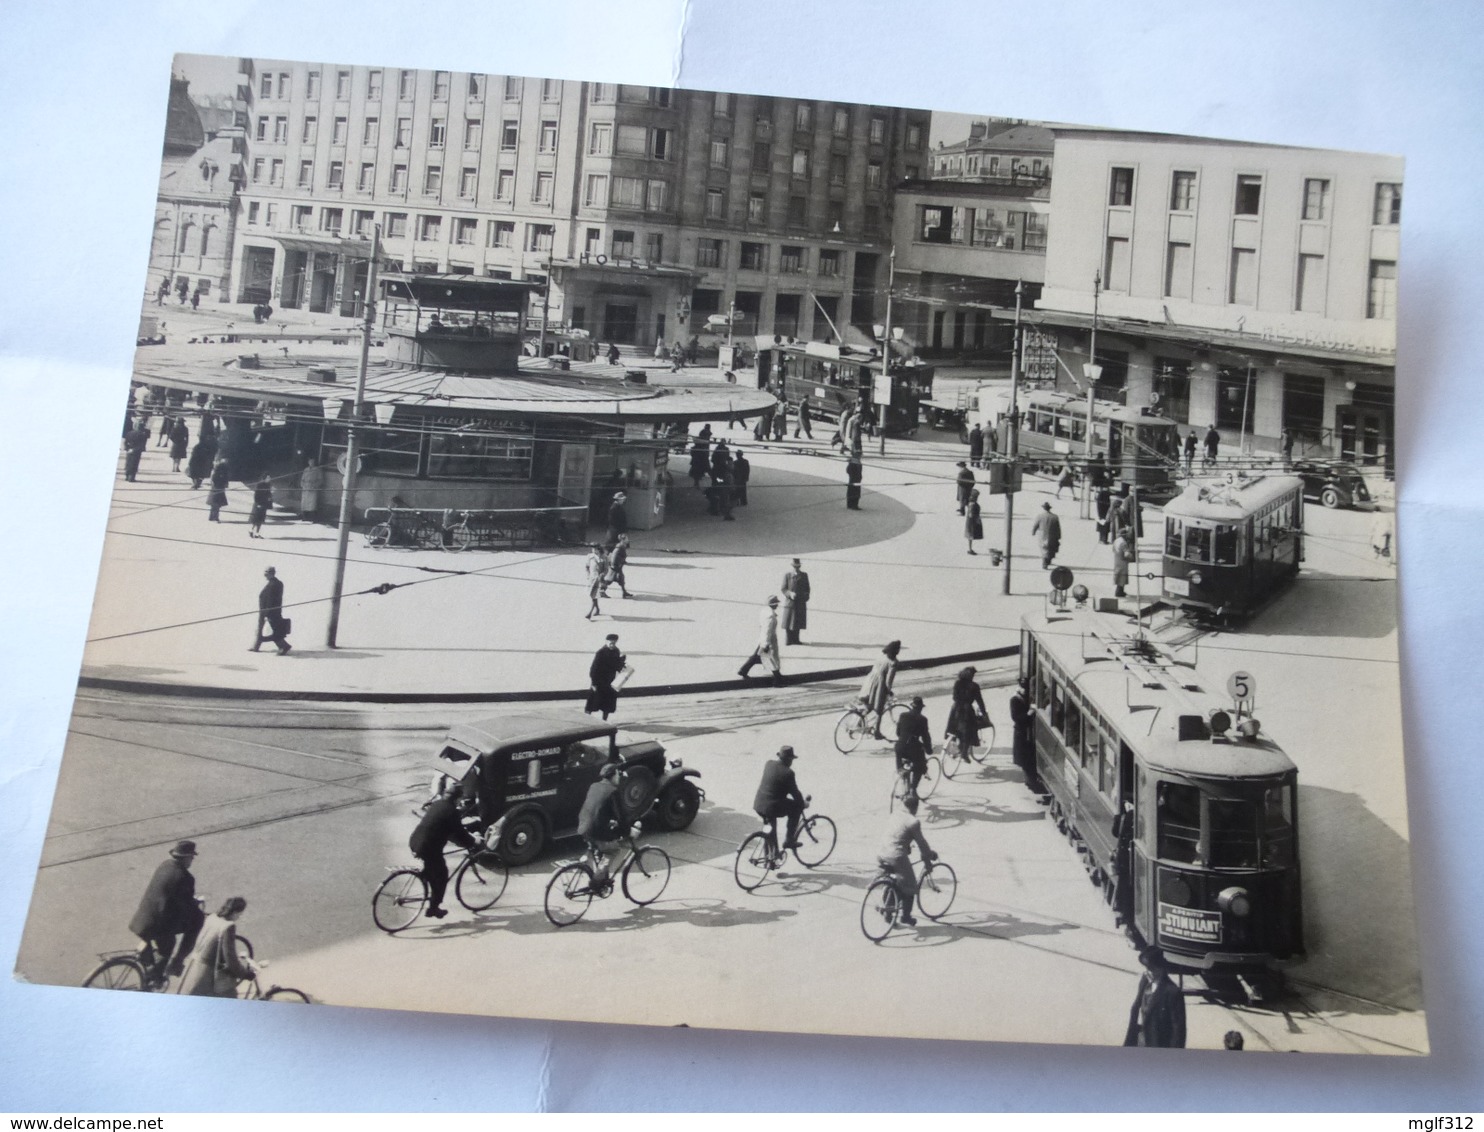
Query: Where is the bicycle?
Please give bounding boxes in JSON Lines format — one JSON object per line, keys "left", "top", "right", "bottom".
{"left": 888, "top": 755, "right": 941, "bottom": 811}
{"left": 543, "top": 831, "right": 672, "bottom": 927}
{"left": 833, "top": 698, "right": 910, "bottom": 754}
{"left": 237, "top": 959, "right": 311, "bottom": 1003}
{"left": 733, "top": 800, "right": 838, "bottom": 891}
{"left": 940, "top": 723, "right": 995, "bottom": 780}
{"left": 859, "top": 853, "right": 958, "bottom": 942}
{"left": 82, "top": 932, "right": 254, "bottom": 993}
{"left": 372, "top": 842, "right": 510, "bottom": 934}
{"left": 365, "top": 508, "right": 444, "bottom": 550}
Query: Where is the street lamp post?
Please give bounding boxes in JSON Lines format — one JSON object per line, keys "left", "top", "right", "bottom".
{"left": 1081, "top": 271, "right": 1102, "bottom": 520}
{"left": 877, "top": 247, "right": 896, "bottom": 457}
{"left": 1002, "top": 279, "right": 1023, "bottom": 595}
{"left": 326, "top": 224, "right": 381, "bottom": 649}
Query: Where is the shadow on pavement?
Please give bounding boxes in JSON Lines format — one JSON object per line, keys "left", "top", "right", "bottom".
{"left": 421, "top": 897, "right": 800, "bottom": 936}
{"left": 1249, "top": 574, "right": 1397, "bottom": 639}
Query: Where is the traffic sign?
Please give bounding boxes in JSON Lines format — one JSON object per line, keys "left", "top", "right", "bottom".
{"left": 1227, "top": 671, "right": 1255, "bottom": 702}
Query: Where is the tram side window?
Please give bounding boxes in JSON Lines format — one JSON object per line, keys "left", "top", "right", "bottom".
{"left": 1135, "top": 767, "right": 1148, "bottom": 842}
{"left": 1052, "top": 412, "right": 1071, "bottom": 439}
{"left": 1100, "top": 732, "right": 1117, "bottom": 796}
{"left": 1034, "top": 410, "right": 1053, "bottom": 435}
{"left": 1035, "top": 658, "right": 1051, "bottom": 709}
{"left": 1208, "top": 798, "right": 1260, "bottom": 869}
{"left": 1080, "top": 716, "right": 1098, "bottom": 772}
{"left": 1165, "top": 518, "right": 1183, "bottom": 557}
{"left": 1156, "top": 782, "right": 1202, "bottom": 864}
{"left": 1262, "top": 784, "right": 1296, "bottom": 867}
{"left": 1214, "top": 524, "right": 1239, "bottom": 565}
{"left": 1070, "top": 416, "right": 1087, "bottom": 443}
{"left": 1049, "top": 680, "right": 1066, "bottom": 735}
{"left": 1065, "top": 701, "right": 1083, "bottom": 761}
{"left": 1185, "top": 525, "right": 1212, "bottom": 563}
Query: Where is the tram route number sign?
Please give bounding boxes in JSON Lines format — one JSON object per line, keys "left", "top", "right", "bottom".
{"left": 1158, "top": 903, "right": 1223, "bottom": 943}
{"left": 1227, "top": 670, "right": 1256, "bottom": 705}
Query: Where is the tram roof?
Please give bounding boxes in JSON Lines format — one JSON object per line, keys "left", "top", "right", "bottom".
{"left": 131, "top": 343, "right": 778, "bottom": 422}
{"left": 986, "top": 387, "right": 1178, "bottom": 426}
{"left": 1162, "top": 474, "right": 1304, "bottom": 520}
{"left": 1022, "top": 608, "right": 1297, "bottom": 781}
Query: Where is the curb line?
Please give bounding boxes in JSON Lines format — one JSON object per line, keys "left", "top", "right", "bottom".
{"left": 77, "top": 645, "right": 1021, "bottom": 705}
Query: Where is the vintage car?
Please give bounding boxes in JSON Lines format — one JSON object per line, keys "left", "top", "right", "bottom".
{"left": 432, "top": 709, "right": 703, "bottom": 865}
{"left": 1290, "top": 459, "right": 1373, "bottom": 509}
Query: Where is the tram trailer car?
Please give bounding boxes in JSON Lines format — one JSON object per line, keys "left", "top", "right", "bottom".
{"left": 1020, "top": 609, "right": 1303, "bottom": 988}
{"left": 1161, "top": 474, "right": 1305, "bottom": 621}
{"left": 976, "top": 388, "right": 1181, "bottom": 498}
{"left": 753, "top": 336, "right": 932, "bottom": 437}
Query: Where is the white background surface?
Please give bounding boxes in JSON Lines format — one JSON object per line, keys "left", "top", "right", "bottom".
{"left": 1, "top": 0, "right": 1481, "bottom": 1110}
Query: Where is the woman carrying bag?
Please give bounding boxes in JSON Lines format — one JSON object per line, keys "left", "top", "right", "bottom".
{"left": 175, "top": 896, "right": 256, "bottom": 997}
{"left": 945, "top": 666, "right": 990, "bottom": 764}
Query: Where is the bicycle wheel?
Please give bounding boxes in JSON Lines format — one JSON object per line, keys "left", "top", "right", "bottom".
{"left": 372, "top": 869, "right": 427, "bottom": 933}
{"left": 455, "top": 853, "right": 509, "bottom": 912}
{"left": 972, "top": 721, "right": 996, "bottom": 762}
{"left": 833, "top": 709, "right": 867, "bottom": 754}
{"left": 82, "top": 955, "right": 147, "bottom": 991}
{"left": 916, "top": 861, "right": 958, "bottom": 920}
{"left": 233, "top": 934, "right": 255, "bottom": 963}
{"left": 263, "top": 986, "right": 312, "bottom": 1003}
{"left": 545, "top": 862, "right": 596, "bottom": 927}
{"left": 733, "top": 832, "right": 774, "bottom": 891}
{"left": 366, "top": 523, "right": 391, "bottom": 548}
{"left": 917, "top": 757, "right": 942, "bottom": 800}
{"left": 941, "top": 742, "right": 968, "bottom": 780}
{"left": 621, "top": 846, "right": 671, "bottom": 906}
{"left": 860, "top": 879, "right": 901, "bottom": 943}
{"left": 447, "top": 524, "right": 473, "bottom": 552}
{"left": 792, "top": 814, "right": 837, "bottom": 868}
{"left": 886, "top": 702, "right": 908, "bottom": 731}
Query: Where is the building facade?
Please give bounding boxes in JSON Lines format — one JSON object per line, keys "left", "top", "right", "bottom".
{"left": 1033, "top": 130, "right": 1401, "bottom": 466}
{"left": 225, "top": 60, "right": 931, "bottom": 344}
{"left": 930, "top": 120, "right": 1054, "bottom": 186}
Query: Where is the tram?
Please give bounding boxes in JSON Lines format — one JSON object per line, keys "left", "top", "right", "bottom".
{"left": 1161, "top": 473, "right": 1304, "bottom": 621}
{"left": 1020, "top": 608, "right": 1303, "bottom": 991}
{"left": 752, "top": 337, "right": 932, "bottom": 436}
{"left": 977, "top": 388, "right": 1181, "bottom": 497}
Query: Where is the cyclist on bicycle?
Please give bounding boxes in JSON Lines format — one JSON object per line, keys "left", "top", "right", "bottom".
{"left": 859, "top": 640, "right": 902, "bottom": 739}
{"left": 893, "top": 696, "right": 933, "bottom": 798}
{"left": 752, "top": 745, "right": 806, "bottom": 849}
{"left": 128, "top": 839, "right": 205, "bottom": 982}
{"left": 876, "top": 794, "right": 937, "bottom": 927}
{"left": 409, "top": 783, "right": 478, "bottom": 920}
{"left": 577, "top": 762, "right": 626, "bottom": 881}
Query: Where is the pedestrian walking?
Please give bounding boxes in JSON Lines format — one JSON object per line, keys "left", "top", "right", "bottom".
{"left": 1031, "top": 501, "right": 1062, "bottom": 569}
{"left": 585, "top": 634, "right": 627, "bottom": 720}
{"left": 604, "top": 491, "right": 629, "bottom": 547}
{"left": 157, "top": 413, "right": 173, "bottom": 448}
{"left": 1095, "top": 483, "right": 1113, "bottom": 544}
{"left": 168, "top": 418, "right": 189, "bottom": 472}
{"left": 710, "top": 439, "right": 732, "bottom": 484}
{"left": 794, "top": 400, "right": 813, "bottom": 439}
{"left": 955, "top": 461, "right": 975, "bottom": 515}
{"left": 1112, "top": 529, "right": 1133, "bottom": 598}
{"left": 965, "top": 489, "right": 983, "bottom": 554}
{"left": 780, "top": 558, "right": 810, "bottom": 645}
{"left": 252, "top": 566, "right": 292, "bottom": 654}
{"left": 248, "top": 476, "right": 273, "bottom": 538}
{"left": 207, "top": 457, "right": 230, "bottom": 521}
{"left": 653, "top": 335, "right": 666, "bottom": 360}
{"left": 772, "top": 401, "right": 788, "bottom": 441}
{"left": 672, "top": 339, "right": 686, "bottom": 368}
{"left": 1055, "top": 462, "right": 1076, "bottom": 500}
{"left": 737, "top": 595, "right": 783, "bottom": 685}
{"left": 1113, "top": 484, "right": 1144, "bottom": 539}
{"left": 128, "top": 839, "right": 204, "bottom": 983}
{"left": 1183, "top": 429, "right": 1197, "bottom": 476}
{"left": 687, "top": 335, "right": 700, "bottom": 365}
{"left": 845, "top": 456, "right": 863, "bottom": 510}
{"left": 968, "top": 423, "right": 984, "bottom": 468}
{"left": 603, "top": 534, "right": 632, "bottom": 598}
{"left": 298, "top": 458, "right": 324, "bottom": 520}
{"left": 1009, "top": 682, "right": 1036, "bottom": 783}
{"left": 174, "top": 896, "right": 256, "bottom": 998}
{"left": 859, "top": 640, "right": 902, "bottom": 739}
{"left": 945, "top": 666, "right": 990, "bottom": 760}
{"left": 190, "top": 289, "right": 201, "bottom": 311}
{"left": 585, "top": 545, "right": 609, "bottom": 620}
{"left": 187, "top": 436, "right": 215, "bottom": 489}
{"left": 1203, "top": 424, "right": 1220, "bottom": 470}
{"left": 122, "top": 424, "right": 149, "bottom": 482}
{"left": 1123, "top": 948, "right": 1187, "bottom": 1048}
{"left": 688, "top": 436, "right": 711, "bottom": 488}
{"left": 155, "top": 277, "right": 171, "bottom": 306}
{"left": 732, "top": 448, "right": 750, "bottom": 505}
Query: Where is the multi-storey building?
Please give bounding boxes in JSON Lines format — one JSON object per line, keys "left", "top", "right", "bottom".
{"left": 1034, "top": 129, "right": 1401, "bottom": 466}
{"left": 226, "top": 59, "right": 930, "bottom": 345}
{"left": 930, "top": 120, "right": 1054, "bottom": 186}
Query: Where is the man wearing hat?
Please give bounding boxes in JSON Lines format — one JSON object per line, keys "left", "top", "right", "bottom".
{"left": 577, "top": 761, "right": 627, "bottom": 881}
{"left": 780, "top": 558, "right": 811, "bottom": 645}
{"left": 585, "top": 633, "right": 627, "bottom": 720}
{"left": 604, "top": 491, "right": 629, "bottom": 548}
{"left": 128, "top": 840, "right": 205, "bottom": 983}
{"left": 1031, "top": 501, "right": 1062, "bottom": 569}
{"left": 955, "top": 462, "right": 976, "bottom": 516}
{"left": 752, "top": 746, "right": 807, "bottom": 849}
{"left": 1123, "top": 947, "right": 1187, "bottom": 1048}
{"left": 738, "top": 595, "right": 783, "bottom": 685}
{"left": 893, "top": 695, "right": 934, "bottom": 800}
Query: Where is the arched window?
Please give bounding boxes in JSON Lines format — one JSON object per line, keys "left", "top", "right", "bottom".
{"left": 177, "top": 220, "right": 195, "bottom": 255}
{"left": 200, "top": 223, "right": 214, "bottom": 257}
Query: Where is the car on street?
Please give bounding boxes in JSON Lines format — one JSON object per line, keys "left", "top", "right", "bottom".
{"left": 1290, "top": 459, "right": 1373, "bottom": 509}
{"left": 432, "top": 709, "right": 703, "bottom": 865}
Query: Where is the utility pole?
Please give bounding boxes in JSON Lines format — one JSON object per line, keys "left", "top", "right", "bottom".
{"left": 538, "top": 253, "right": 552, "bottom": 359}
{"left": 326, "top": 224, "right": 380, "bottom": 649}
{"left": 1002, "top": 279, "right": 1023, "bottom": 595}
{"left": 878, "top": 247, "right": 896, "bottom": 457}
{"left": 1081, "top": 270, "right": 1102, "bottom": 520}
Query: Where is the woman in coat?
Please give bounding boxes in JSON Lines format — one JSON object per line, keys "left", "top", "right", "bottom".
{"left": 175, "top": 896, "right": 255, "bottom": 998}
{"left": 1111, "top": 531, "right": 1133, "bottom": 598}
{"left": 688, "top": 438, "right": 711, "bottom": 488}
{"left": 248, "top": 476, "right": 273, "bottom": 539}
{"left": 859, "top": 640, "right": 902, "bottom": 739}
{"left": 168, "top": 420, "right": 190, "bottom": 471}
{"left": 585, "top": 546, "right": 609, "bottom": 620}
{"left": 964, "top": 489, "right": 983, "bottom": 555}
{"left": 945, "top": 666, "right": 989, "bottom": 762}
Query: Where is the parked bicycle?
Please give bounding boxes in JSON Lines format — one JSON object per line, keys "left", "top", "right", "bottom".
{"left": 940, "top": 725, "right": 996, "bottom": 779}
{"left": 365, "top": 507, "right": 460, "bottom": 551}
{"left": 733, "top": 799, "right": 838, "bottom": 891}
{"left": 833, "top": 699, "right": 911, "bottom": 754}
{"left": 372, "top": 842, "right": 509, "bottom": 934}
{"left": 544, "top": 830, "right": 671, "bottom": 927}
{"left": 859, "top": 852, "right": 958, "bottom": 942}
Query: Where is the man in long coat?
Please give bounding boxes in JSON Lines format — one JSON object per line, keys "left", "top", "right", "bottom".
{"left": 732, "top": 449, "right": 751, "bottom": 506}
{"left": 1124, "top": 949, "right": 1188, "bottom": 1048}
{"left": 780, "top": 558, "right": 811, "bottom": 645}
{"left": 605, "top": 491, "right": 629, "bottom": 547}
{"left": 955, "top": 462, "right": 976, "bottom": 515}
{"left": 1112, "top": 531, "right": 1134, "bottom": 598}
{"left": 253, "top": 566, "right": 292, "bottom": 654}
{"left": 585, "top": 634, "right": 626, "bottom": 720}
{"left": 845, "top": 457, "right": 863, "bottom": 510}
{"left": 738, "top": 596, "right": 783, "bottom": 685}
{"left": 128, "top": 840, "right": 204, "bottom": 981}
{"left": 967, "top": 424, "right": 985, "bottom": 468}
{"left": 122, "top": 425, "right": 150, "bottom": 482}
{"left": 1031, "top": 501, "right": 1062, "bottom": 569}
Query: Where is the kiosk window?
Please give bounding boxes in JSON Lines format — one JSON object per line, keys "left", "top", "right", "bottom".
{"left": 1157, "top": 782, "right": 1202, "bottom": 863}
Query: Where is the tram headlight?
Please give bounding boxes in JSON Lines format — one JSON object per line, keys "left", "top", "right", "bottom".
{"left": 1217, "top": 887, "right": 1252, "bottom": 918}
{"left": 1188, "top": 570, "right": 1204, "bottom": 586}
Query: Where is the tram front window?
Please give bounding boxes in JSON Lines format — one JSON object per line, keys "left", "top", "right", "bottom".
{"left": 1214, "top": 524, "right": 1239, "bottom": 565}
{"left": 1142, "top": 425, "right": 1177, "bottom": 460}
{"left": 1156, "top": 781, "right": 1202, "bottom": 864}
{"left": 1165, "top": 518, "right": 1184, "bottom": 556}
{"left": 1185, "top": 526, "right": 1212, "bottom": 563}
{"left": 1262, "top": 784, "right": 1296, "bottom": 867}
{"left": 1208, "top": 798, "right": 1260, "bottom": 868}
